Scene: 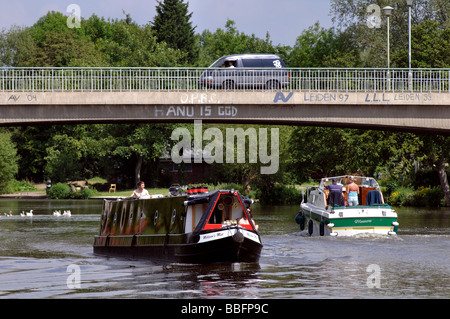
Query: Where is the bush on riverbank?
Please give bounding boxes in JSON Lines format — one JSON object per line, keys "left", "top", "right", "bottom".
{"left": 388, "top": 186, "right": 443, "bottom": 207}
{"left": 47, "top": 183, "right": 95, "bottom": 199}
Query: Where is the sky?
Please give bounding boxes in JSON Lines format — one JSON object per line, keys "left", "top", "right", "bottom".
{"left": 0, "top": 0, "right": 334, "bottom": 46}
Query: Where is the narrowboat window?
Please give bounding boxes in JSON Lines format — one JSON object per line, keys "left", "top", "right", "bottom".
{"left": 120, "top": 209, "right": 126, "bottom": 229}
{"left": 208, "top": 204, "right": 223, "bottom": 224}
{"left": 154, "top": 210, "right": 159, "bottom": 226}
{"left": 171, "top": 209, "right": 177, "bottom": 225}
{"left": 112, "top": 214, "right": 117, "bottom": 226}
{"left": 139, "top": 208, "right": 145, "bottom": 220}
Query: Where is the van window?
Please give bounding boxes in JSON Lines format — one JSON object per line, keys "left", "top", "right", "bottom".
{"left": 242, "top": 59, "right": 263, "bottom": 68}
{"left": 262, "top": 59, "right": 285, "bottom": 68}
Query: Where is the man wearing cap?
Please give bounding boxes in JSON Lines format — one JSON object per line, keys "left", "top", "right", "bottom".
{"left": 325, "top": 178, "right": 342, "bottom": 192}
{"left": 324, "top": 178, "right": 344, "bottom": 206}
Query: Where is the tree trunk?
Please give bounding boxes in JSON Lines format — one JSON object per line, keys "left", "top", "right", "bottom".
{"left": 437, "top": 156, "right": 450, "bottom": 207}
{"left": 135, "top": 154, "right": 143, "bottom": 185}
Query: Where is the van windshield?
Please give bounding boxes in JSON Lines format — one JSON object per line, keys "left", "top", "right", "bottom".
{"left": 211, "top": 58, "right": 236, "bottom": 68}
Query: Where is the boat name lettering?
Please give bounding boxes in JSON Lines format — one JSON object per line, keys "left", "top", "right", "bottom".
{"left": 243, "top": 230, "right": 261, "bottom": 243}
{"left": 354, "top": 219, "right": 372, "bottom": 224}
{"left": 203, "top": 232, "right": 225, "bottom": 239}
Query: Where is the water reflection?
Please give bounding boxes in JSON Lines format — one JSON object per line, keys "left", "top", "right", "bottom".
{"left": 0, "top": 199, "right": 449, "bottom": 298}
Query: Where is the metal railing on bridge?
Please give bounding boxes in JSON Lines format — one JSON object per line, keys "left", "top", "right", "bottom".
{"left": 1, "top": 67, "right": 449, "bottom": 93}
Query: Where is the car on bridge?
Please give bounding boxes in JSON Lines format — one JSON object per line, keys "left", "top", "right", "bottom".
{"left": 199, "top": 54, "right": 290, "bottom": 90}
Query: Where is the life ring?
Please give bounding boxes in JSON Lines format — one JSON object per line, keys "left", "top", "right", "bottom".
{"left": 308, "top": 219, "right": 313, "bottom": 236}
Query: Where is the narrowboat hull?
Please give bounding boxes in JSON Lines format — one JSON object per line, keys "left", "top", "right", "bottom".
{"left": 93, "top": 227, "right": 262, "bottom": 263}
{"left": 93, "top": 189, "right": 262, "bottom": 263}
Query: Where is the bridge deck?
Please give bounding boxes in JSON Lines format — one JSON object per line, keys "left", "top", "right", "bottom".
{"left": 1, "top": 67, "right": 449, "bottom": 133}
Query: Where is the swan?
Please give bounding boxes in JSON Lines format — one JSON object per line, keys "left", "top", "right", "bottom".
{"left": 21, "top": 210, "right": 33, "bottom": 217}
{"left": 63, "top": 210, "right": 71, "bottom": 217}
{"left": 53, "top": 210, "right": 61, "bottom": 216}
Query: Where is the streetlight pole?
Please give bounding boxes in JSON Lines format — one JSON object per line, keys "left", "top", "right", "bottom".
{"left": 406, "top": 0, "right": 413, "bottom": 90}
{"left": 383, "top": 6, "right": 394, "bottom": 91}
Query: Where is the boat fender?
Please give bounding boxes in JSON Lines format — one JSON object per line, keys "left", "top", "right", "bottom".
{"left": 308, "top": 220, "right": 313, "bottom": 236}
{"left": 233, "top": 231, "right": 245, "bottom": 244}
{"left": 295, "top": 211, "right": 305, "bottom": 231}
{"left": 319, "top": 222, "right": 324, "bottom": 236}
{"left": 295, "top": 211, "right": 302, "bottom": 224}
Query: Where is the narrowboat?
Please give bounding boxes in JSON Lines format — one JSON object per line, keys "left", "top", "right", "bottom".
{"left": 93, "top": 187, "right": 262, "bottom": 264}
{"left": 296, "top": 176, "right": 399, "bottom": 237}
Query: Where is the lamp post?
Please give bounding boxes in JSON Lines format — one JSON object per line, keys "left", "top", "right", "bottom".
{"left": 383, "top": 6, "right": 394, "bottom": 90}
{"left": 406, "top": 0, "right": 413, "bottom": 90}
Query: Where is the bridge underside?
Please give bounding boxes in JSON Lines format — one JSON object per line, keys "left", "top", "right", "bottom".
{"left": 1, "top": 91, "right": 449, "bottom": 134}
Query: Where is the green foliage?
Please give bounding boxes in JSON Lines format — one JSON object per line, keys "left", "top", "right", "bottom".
{"left": 388, "top": 186, "right": 443, "bottom": 207}
{"left": 152, "top": 0, "right": 197, "bottom": 64}
{"left": 47, "top": 183, "right": 72, "bottom": 199}
{"left": 196, "top": 19, "right": 285, "bottom": 67}
{"left": 0, "top": 131, "right": 19, "bottom": 193}
{"left": 254, "top": 184, "right": 302, "bottom": 205}
{"left": 77, "top": 187, "right": 95, "bottom": 199}
{"left": 288, "top": 22, "right": 359, "bottom": 67}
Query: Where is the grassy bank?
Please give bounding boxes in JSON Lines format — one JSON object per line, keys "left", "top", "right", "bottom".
{"left": 6, "top": 179, "right": 445, "bottom": 207}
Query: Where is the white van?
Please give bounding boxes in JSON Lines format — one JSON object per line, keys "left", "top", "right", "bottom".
{"left": 199, "top": 54, "right": 290, "bottom": 90}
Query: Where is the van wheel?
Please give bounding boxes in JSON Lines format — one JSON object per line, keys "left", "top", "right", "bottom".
{"left": 266, "top": 80, "right": 280, "bottom": 90}
{"left": 223, "top": 80, "right": 235, "bottom": 90}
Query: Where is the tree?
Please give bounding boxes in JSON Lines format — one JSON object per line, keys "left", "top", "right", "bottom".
{"left": 288, "top": 22, "right": 359, "bottom": 67}
{"left": 418, "top": 134, "right": 450, "bottom": 206}
{"left": 108, "top": 124, "right": 174, "bottom": 185}
{"left": 86, "top": 14, "right": 185, "bottom": 67}
{"left": 151, "top": 0, "right": 197, "bottom": 64}
{"left": 330, "top": 0, "right": 450, "bottom": 67}
{"left": 407, "top": 20, "right": 449, "bottom": 68}
{"left": 0, "top": 130, "right": 19, "bottom": 193}
{"left": 0, "top": 26, "right": 38, "bottom": 67}
{"left": 196, "top": 19, "right": 286, "bottom": 67}
{"left": 44, "top": 125, "right": 114, "bottom": 183}
{"left": 25, "top": 11, "right": 104, "bottom": 67}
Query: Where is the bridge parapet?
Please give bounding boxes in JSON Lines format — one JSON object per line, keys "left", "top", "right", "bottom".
{"left": 1, "top": 67, "right": 449, "bottom": 93}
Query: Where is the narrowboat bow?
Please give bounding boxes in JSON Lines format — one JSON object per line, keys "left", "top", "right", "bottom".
{"left": 297, "top": 176, "right": 399, "bottom": 237}
{"left": 93, "top": 187, "right": 262, "bottom": 263}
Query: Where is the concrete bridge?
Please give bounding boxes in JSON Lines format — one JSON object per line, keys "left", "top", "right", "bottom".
{"left": 1, "top": 67, "right": 449, "bottom": 133}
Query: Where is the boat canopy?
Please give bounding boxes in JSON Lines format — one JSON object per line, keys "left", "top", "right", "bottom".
{"left": 319, "top": 176, "right": 380, "bottom": 189}
{"left": 191, "top": 190, "right": 256, "bottom": 236}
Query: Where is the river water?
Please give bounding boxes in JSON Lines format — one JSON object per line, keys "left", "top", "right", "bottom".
{"left": 0, "top": 199, "right": 449, "bottom": 299}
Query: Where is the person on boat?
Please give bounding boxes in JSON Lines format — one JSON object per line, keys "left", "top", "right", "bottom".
{"left": 325, "top": 178, "right": 342, "bottom": 192}
{"left": 238, "top": 208, "right": 259, "bottom": 230}
{"left": 130, "top": 181, "right": 150, "bottom": 199}
{"left": 347, "top": 177, "right": 360, "bottom": 206}
{"left": 324, "top": 178, "right": 345, "bottom": 206}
